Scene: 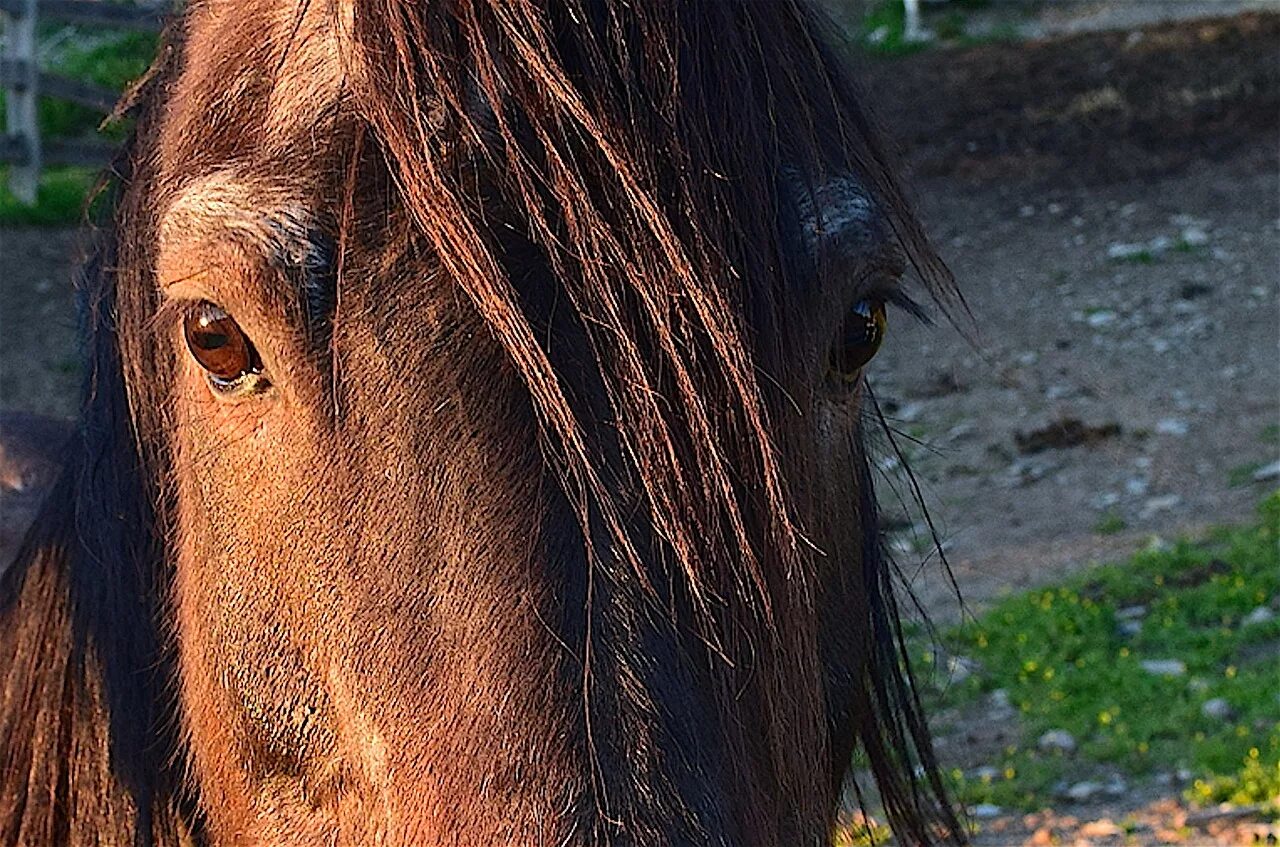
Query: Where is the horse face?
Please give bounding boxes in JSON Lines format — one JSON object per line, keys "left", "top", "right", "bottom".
{"left": 72, "top": 0, "right": 954, "bottom": 843}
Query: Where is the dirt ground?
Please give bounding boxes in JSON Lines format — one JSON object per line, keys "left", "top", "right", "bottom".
{"left": 0, "top": 9, "right": 1277, "bottom": 845}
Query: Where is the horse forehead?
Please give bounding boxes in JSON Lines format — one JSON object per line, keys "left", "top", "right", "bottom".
{"left": 163, "top": 0, "right": 350, "bottom": 164}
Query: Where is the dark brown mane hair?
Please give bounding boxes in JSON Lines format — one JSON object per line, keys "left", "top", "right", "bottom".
{"left": 1, "top": 1, "right": 964, "bottom": 843}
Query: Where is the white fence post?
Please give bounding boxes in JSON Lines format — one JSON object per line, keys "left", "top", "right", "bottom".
{"left": 2, "top": 0, "right": 40, "bottom": 204}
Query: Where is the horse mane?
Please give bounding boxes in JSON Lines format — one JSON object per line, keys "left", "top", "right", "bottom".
{"left": 343, "top": 1, "right": 962, "bottom": 839}
{"left": 0, "top": 1, "right": 963, "bottom": 842}
{"left": 0, "top": 44, "right": 198, "bottom": 844}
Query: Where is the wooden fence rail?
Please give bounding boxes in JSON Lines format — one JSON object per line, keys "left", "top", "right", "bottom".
{"left": 1, "top": 0, "right": 166, "bottom": 204}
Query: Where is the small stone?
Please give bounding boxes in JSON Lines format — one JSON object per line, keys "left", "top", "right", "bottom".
{"left": 1243, "top": 606, "right": 1276, "bottom": 627}
{"left": 1181, "top": 226, "right": 1210, "bottom": 247}
{"left": 1141, "top": 494, "right": 1182, "bottom": 519}
{"left": 947, "top": 655, "right": 981, "bottom": 684}
{"left": 1045, "top": 383, "right": 1074, "bottom": 400}
{"left": 1086, "top": 310, "right": 1117, "bottom": 327}
{"left": 1091, "top": 492, "right": 1121, "bottom": 510}
{"left": 945, "top": 421, "right": 977, "bottom": 442}
{"left": 1118, "top": 620, "right": 1142, "bottom": 637}
{"left": 1038, "top": 729, "right": 1077, "bottom": 753}
{"left": 1047, "top": 202, "right": 1064, "bottom": 215}
{"left": 1201, "top": 698, "right": 1236, "bottom": 721}
{"left": 972, "top": 803, "right": 1003, "bottom": 819}
{"left": 1019, "top": 205, "right": 1035, "bottom": 218}
{"left": 1155, "top": 418, "right": 1189, "bottom": 436}
{"left": 1151, "top": 337, "right": 1171, "bottom": 354}
{"left": 989, "top": 689, "right": 1012, "bottom": 712}
{"left": 1252, "top": 461, "right": 1280, "bottom": 483}
{"left": 1107, "top": 241, "right": 1146, "bottom": 260}
{"left": 1148, "top": 235, "right": 1173, "bottom": 254}
{"left": 1125, "top": 477, "right": 1149, "bottom": 497}
{"left": 972, "top": 765, "right": 1000, "bottom": 781}
{"left": 1117, "top": 605, "right": 1147, "bottom": 620}
{"left": 1066, "top": 780, "right": 1103, "bottom": 802}
{"left": 897, "top": 401, "right": 926, "bottom": 423}
{"left": 1103, "top": 775, "right": 1128, "bottom": 797}
{"left": 1140, "top": 659, "right": 1187, "bottom": 677}
{"left": 1145, "top": 535, "right": 1173, "bottom": 553}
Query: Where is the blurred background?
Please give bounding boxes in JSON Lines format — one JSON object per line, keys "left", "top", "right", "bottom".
{"left": 0, "top": 1, "right": 1277, "bottom": 843}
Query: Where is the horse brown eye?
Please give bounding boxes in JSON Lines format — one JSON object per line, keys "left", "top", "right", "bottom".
{"left": 182, "top": 302, "right": 261, "bottom": 389}
{"left": 829, "top": 299, "right": 887, "bottom": 382}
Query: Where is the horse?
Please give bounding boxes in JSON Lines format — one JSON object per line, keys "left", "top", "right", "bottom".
{"left": 0, "top": 0, "right": 966, "bottom": 843}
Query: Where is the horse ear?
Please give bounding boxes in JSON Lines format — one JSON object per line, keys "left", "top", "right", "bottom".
{"left": 0, "top": 255, "right": 194, "bottom": 845}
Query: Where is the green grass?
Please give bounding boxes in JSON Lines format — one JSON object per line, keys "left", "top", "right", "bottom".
{"left": 1094, "top": 512, "right": 1128, "bottom": 535}
{"left": 855, "top": 0, "right": 1018, "bottom": 56}
{"left": 0, "top": 166, "right": 98, "bottom": 225}
{"left": 919, "top": 492, "right": 1280, "bottom": 814}
{"left": 1229, "top": 461, "right": 1268, "bottom": 488}
{"left": 1111, "top": 249, "right": 1157, "bottom": 265}
{"left": 0, "top": 28, "right": 156, "bottom": 225}
{"left": 857, "top": 0, "right": 931, "bottom": 56}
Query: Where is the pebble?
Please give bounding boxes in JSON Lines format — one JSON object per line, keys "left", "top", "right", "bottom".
{"left": 1045, "top": 383, "right": 1075, "bottom": 400}
{"left": 1141, "top": 494, "right": 1182, "bottom": 518}
{"left": 945, "top": 421, "right": 977, "bottom": 442}
{"left": 1155, "top": 418, "right": 1189, "bottom": 436}
{"left": 1125, "top": 477, "right": 1149, "bottom": 497}
{"left": 972, "top": 803, "right": 1003, "bottom": 819}
{"left": 989, "top": 688, "right": 1013, "bottom": 713}
{"left": 1091, "top": 491, "right": 1121, "bottom": 509}
{"left": 1116, "top": 605, "right": 1147, "bottom": 620}
{"left": 947, "top": 655, "right": 982, "bottom": 683}
{"left": 971, "top": 765, "right": 1001, "bottom": 781}
{"left": 1104, "top": 775, "right": 1129, "bottom": 797}
{"left": 1243, "top": 606, "right": 1276, "bottom": 627}
{"left": 1252, "top": 461, "right": 1280, "bottom": 483}
{"left": 1038, "top": 729, "right": 1077, "bottom": 753}
{"left": 1201, "top": 697, "right": 1236, "bottom": 721}
{"left": 1181, "top": 226, "right": 1210, "bottom": 246}
{"left": 1086, "top": 309, "right": 1117, "bottom": 327}
{"left": 897, "top": 401, "right": 926, "bottom": 423}
{"left": 1065, "top": 780, "right": 1104, "bottom": 802}
{"left": 1140, "top": 659, "right": 1187, "bottom": 676}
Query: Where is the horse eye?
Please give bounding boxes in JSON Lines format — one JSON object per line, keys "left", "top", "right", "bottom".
{"left": 182, "top": 302, "right": 263, "bottom": 391}
{"left": 828, "top": 299, "right": 887, "bottom": 382}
